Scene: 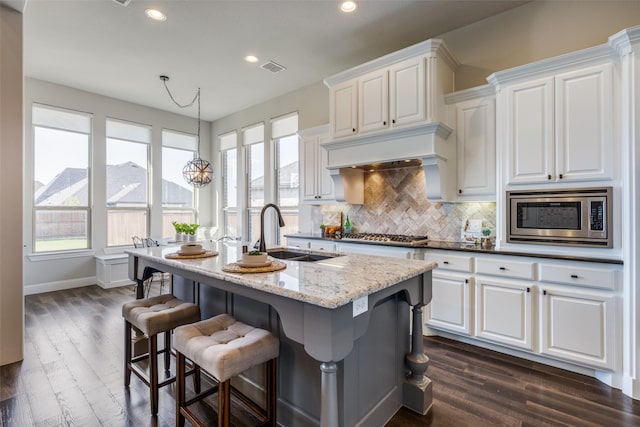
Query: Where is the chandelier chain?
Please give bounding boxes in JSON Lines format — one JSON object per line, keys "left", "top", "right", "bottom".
{"left": 161, "top": 77, "right": 201, "bottom": 156}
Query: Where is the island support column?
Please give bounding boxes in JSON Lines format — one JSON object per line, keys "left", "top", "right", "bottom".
{"left": 320, "top": 361, "right": 339, "bottom": 427}
{"left": 403, "top": 302, "right": 432, "bottom": 414}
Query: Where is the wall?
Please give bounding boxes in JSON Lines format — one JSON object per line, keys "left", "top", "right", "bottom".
{"left": 1, "top": 5, "right": 24, "bottom": 365}
{"left": 211, "top": 1, "right": 640, "bottom": 241}
{"left": 442, "top": 0, "right": 640, "bottom": 89}
{"left": 23, "top": 78, "right": 213, "bottom": 294}
{"left": 314, "top": 168, "right": 496, "bottom": 242}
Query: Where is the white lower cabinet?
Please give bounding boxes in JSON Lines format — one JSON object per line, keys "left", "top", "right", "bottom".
{"left": 475, "top": 276, "right": 533, "bottom": 351}
{"left": 426, "top": 273, "right": 473, "bottom": 335}
{"left": 539, "top": 285, "right": 615, "bottom": 370}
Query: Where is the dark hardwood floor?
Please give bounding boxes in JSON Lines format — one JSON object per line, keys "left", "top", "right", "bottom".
{"left": 2, "top": 284, "right": 640, "bottom": 426}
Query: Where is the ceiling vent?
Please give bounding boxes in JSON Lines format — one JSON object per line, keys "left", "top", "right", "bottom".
{"left": 260, "top": 61, "right": 286, "bottom": 74}
{"left": 112, "top": 0, "right": 132, "bottom": 6}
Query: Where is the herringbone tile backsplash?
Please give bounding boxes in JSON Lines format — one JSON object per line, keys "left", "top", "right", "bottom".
{"left": 312, "top": 166, "right": 496, "bottom": 242}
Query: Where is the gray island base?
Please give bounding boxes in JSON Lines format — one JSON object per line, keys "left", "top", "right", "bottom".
{"left": 128, "top": 243, "right": 435, "bottom": 426}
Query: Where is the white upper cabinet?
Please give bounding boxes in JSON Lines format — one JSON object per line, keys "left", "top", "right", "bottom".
{"left": 325, "top": 39, "right": 457, "bottom": 140}
{"left": 445, "top": 85, "right": 496, "bottom": 200}
{"left": 330, "top": 81, "right": 358, "bottom": 138}
{"left": 389, "top": 56, "right": 426, "bottom": 127}
{"left": 555, "top": 64, "right": 613, "bottom": 182}
{"left": 489, "top": 46, "right": 616, "bottom": 186}
{"left": 358, "top": 69, "right": 389, "bottom": 134}
{"left": 504, "top": 77, "right": 555, "bottom": 184}
{"left": 299, "top": 125, "right": 335, "bottom": 204}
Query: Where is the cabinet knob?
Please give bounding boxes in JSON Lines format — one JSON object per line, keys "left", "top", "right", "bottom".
{"left": 458, "top": 189, "right": 462, "bottom": 194}
{"left": 527, "top": 287, "right": 531, "bottom": 293}
{"left": 443, "top": 261, "right": 449, "bottom": 264}
{"left": 547, "top": 174, "right": 552, "bottom": 180}
{"left": 499, "top": 267, "right": 506, "bottom": 271}
{"left": 543, "top": 290, "right": 547, "bottom": 296}
{"left": 570, "top": 274, "right": 579, "bottom": 279}
{"left": 559, "top": 173, "right": 563, "bottom": 179}
{"left": 465, "top": 279, "right": 469, "bottom": 284}
{"left": 352, "top": 128, "right": 356, "bottom": 132}
{"left": 383, "top": 121, "right": 387, "bottom": 126}
{"left": 392, "top": 119, "right": 396, "bottom": 124}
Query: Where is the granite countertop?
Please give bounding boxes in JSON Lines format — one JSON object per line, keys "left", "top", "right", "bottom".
{"left": 126, "top": 242, "right": 436, "bottom": 309}
{"left": 286, "top": 234, "right": 623, "bottom": 265}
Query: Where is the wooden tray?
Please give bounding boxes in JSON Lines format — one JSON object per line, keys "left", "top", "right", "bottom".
{"left": 222, "top": 260, "right": 286, "bottom": 274}
{"left": 165, "top": 251, "right": 218, "bottom": 259}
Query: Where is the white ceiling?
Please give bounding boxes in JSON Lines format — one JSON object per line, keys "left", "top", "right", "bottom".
{"left": 23, "top": 0, "right": 527, "bottom": 121}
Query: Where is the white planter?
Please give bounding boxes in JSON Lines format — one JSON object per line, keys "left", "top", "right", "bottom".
{"left": 187, "top": 234, "right": 197, "bottom": 242}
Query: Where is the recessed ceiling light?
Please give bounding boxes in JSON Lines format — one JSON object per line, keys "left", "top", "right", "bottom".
{"left": 145, "top": 9, "right": 167, "bottom": 21}
{"left": 340, "top": 1, "right": 357, "bottom": 13}
{"left": 244, "top": 55, "right": 259, "bottom": 63}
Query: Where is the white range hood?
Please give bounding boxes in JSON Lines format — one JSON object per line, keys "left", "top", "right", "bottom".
{"left": 320, "top": 122, "right": 455, "bottom": 202}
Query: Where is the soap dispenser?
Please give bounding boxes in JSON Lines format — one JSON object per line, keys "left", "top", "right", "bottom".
{"left": 344, "top": 216, "right": 351, "bottom": 235}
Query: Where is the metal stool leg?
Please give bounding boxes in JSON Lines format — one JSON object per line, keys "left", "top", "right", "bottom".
{"left": 149, "top": 333, "right": 158, "bottom": 415}
{"left": 124, "top": 321, "right": 132, "bottom": 386}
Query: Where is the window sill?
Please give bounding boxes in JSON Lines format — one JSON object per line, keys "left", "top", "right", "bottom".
{"left": 28, "top": 249, "right": 96, "bottom": 262}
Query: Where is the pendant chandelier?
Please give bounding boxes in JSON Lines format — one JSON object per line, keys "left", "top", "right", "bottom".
{"left": 160, "top": 75, "right": 213, "bottom": 188}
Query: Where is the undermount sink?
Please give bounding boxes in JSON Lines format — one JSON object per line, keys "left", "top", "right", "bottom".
{"left": 267, "top": 250, "right": 339, "bottom": 262}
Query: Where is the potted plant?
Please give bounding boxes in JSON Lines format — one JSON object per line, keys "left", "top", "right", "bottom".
{"left": 184, "top": 223, "right": 200, "bottom": 242}
{"left": 481, "top": 228, "right": 493, "bottom": 249}
{"left": 172, "top": 221, "right": 186, "bottom": 242}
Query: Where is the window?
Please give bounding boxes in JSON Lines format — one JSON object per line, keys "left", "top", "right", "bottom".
{"left": 244, "top": 123, "right": 265, "bottom": 243}
{"left": 106, "top": 119, "right": 151, "bottom": 246}
{"left": 220, "top": 131, "right": 238, "bottom": 238}
{"left": 273, "top": 113, "right": 299, "bottom": 242}
{"left": 33, "top": 104, "right": 92, "bottom": 252}
{"left": 162, "top": 130, "right": 196, "bottom": 238}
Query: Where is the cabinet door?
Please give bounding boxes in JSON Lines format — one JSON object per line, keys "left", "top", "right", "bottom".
{"left": 359, "top": 69, "right": 389, "bottom": 134}
{"left": 301, "top": 137, "right": 318, "bottom": 201}
{"left": 540, "top": 286, "right": 615, "bottom": 369}
{"left": 330, "top": 80, "right": 358, "bottom": 138}
{"left": 455, "top": 96, "right": 496, "bottom": 198}
{"left": 555, "top": 63, "right": 613, "bottom": 182}
{"left": 317, "top": 134, "right": 335, "bottom": 200}
{"left": 505, "top": 77, "right": 554, "bottom": 184}
{"left": 389, "top": 57, "right": 425, "bottom": 127}
{"left": 426, "top": 274, "right": 472, "bottom": 335}
{"left": 475, "top": 277, "right": 533, "bottom": 350}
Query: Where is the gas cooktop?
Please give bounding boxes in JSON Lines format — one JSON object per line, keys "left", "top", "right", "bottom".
{"left": 341, "top": 233, "right": 429, "bottom": 247}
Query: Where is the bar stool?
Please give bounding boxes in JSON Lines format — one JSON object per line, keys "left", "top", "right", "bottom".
{"left": 174, "top": 313, "right": 279, "bottom": 427}
{"left": 122, "top": 294, "right": 201, "bottom": 415}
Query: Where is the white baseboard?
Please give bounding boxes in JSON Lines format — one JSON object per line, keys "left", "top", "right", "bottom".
{"left": 97, "top": 278, "right": 135, "bottom": 289}
{"left": 24, "top": 276, "right": 98, "bottom": 295}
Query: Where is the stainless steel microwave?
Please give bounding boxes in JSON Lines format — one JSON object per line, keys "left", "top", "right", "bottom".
{"left": 507, "top": 187, "right": 612, "bottom": 247}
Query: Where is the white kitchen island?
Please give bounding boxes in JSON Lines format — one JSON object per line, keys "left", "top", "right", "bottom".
{"left": 127, "top": 242, "right": 435, "bottom": 427}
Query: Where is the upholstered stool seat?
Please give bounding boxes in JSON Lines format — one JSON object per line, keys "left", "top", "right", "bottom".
{"left": 122, "top": 294, "right": 201, "bottom": 415}
{"left": 174, "top": 314, "right": 279, "bottom": 427}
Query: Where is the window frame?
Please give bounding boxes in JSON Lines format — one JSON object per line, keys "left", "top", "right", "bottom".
{"left": 105, "top": 118, "right": 151, "bottom": 247}
{"left": 272, "top": 112, "right": 299, "bottom": 244}
{"left": 32, "top": 104, "right": 93, "bottom": 254}
{"left": 162, "top": 129, "right": 198, "bottom": 239}
{"left": 219, "top": 131, "right": 238, "bottom": 239}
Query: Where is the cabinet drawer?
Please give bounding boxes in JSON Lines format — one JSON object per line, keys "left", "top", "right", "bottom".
{"left": 425, "top": 252, "right": 474, "bottom": 273}
{"left": 476, "top": 258, "right": 535, "bottom": 280}
{"left": 309, "top": 241, "right": 336, "bottom": 252}
{"left": 286, "top": 238, "right": 310, "bottom": 249}
{"left": 539, "top": 263, "right": 618, "bottom": 290}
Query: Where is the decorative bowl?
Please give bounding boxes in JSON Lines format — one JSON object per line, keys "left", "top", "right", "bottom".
{"left": 241, "top": 251, "right": 268, "bottom": 265}
{"left": 180, "top": 243, "right": 203, "bottom": 255}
